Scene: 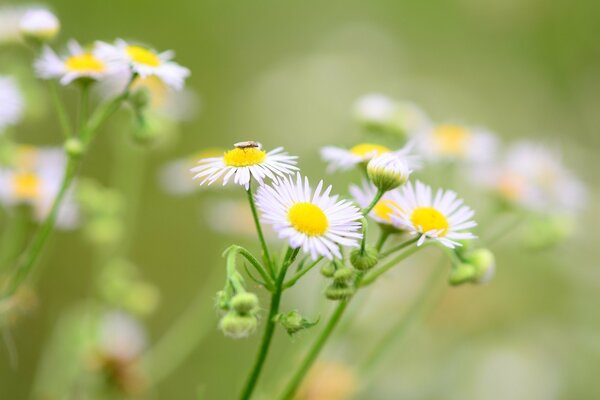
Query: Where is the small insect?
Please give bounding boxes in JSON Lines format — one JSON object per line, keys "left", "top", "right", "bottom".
{"left": 234, "top": 141, "right": 262, "bottom": 150}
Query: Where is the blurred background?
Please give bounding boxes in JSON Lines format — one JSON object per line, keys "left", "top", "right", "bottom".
{"left": 1, "top": 0, "right": 600, "bottom": 399}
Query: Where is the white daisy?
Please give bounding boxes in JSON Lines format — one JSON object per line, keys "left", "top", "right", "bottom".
{"left": 354, "top": 93, "right": 431, "bottom": 136}
{"left": 418, "top": 123, "right": 498, "bottom": 163}
{"left": 471, "top": 141, "right": 586, "bottom": 214}
{"left": 390, "top": 181, "right": 477, "bottom": 248}
{"left": 321, "top": 142, "right": 420, "bottom": 173}
{"left": 255, "top": 173, "right": 363, "bottom": 260}
{"left": 0, "top": 76, "right": 24, "bottom": 131}
{"left": 95, "top": 39, "right": 190, "bottom": 90}
{"left": 191, "top": 142, "right": 298, "bottom": 190}
{"left": 35, "top": 40, "right": 116, "bottom": 85}
{"left": 19, "top": 8, "right": 60, "bottom": 41}
{"left": 350, "top": 180, "right": 405, "bottom": 228}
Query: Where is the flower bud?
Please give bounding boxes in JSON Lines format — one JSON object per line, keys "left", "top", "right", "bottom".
{"left": 325, "top": 284, "right": 355, "bottom": 301}
{"left": 64, "top": 138, "right": 84, "bottom": 158}
{"left": 333, "top": 267, "right": 354, "bottom": 284}
{"left": 19, "top": 9, "right": 60, "bottom": 42}
{"left": 350, "top": 247, "right": 378, "bottom": 271}
{"left": 448, "top": 263, "right": 476, "bottom": 286}
{"left": 321, "top": 263, "right": 335, "bottom": 278}
{"left": 219, "top": 312, "right": 257, "bottom": 339}
{"left": 367, "top": 153, "right": 411, "bottom": 192}
{"left": 275, "top": 310, "right": 318, "bottom": 336}
{"left": 231, "top": 292, "right": 259, "bottom": 315}
{"left": 465, "top": 248, "right": 496, "bottom": 284}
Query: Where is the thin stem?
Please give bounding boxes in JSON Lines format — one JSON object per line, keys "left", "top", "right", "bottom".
{"left": 246, "top": 182, "right": 274, "bottom": 277}
{"left": 278, "top": 299, "right": 351, "bottom": 400}
{"left": 375, "top": 230, "right": 391, "bottom": 252}
{"left": 360, "top": 243, "right": 425, "bottom": 287}
{"left": 380, "top": 237, "right": 418, "bottom": 258}
{"left": 78, "top": 84, "right": 90, "bottom": 136}
{"left": 239, "top": 247, "right": 299, "bottom": 400}
{"left": 0, "top": 206, "right": 32, "bottom": 271}
{"left": 361, "top": 188, "right": 384, "bottom": 216}
{"left": 48, "top": 81, "right": 72, "bottom": 138}
{"left": 229, "top": 245, "right": 274, "bottom": 290}
{"left": 1, "top": 156, "right": 79, "bottom": 299}
{"left": 283, "top": 257, "right": 323, "bottom": 289}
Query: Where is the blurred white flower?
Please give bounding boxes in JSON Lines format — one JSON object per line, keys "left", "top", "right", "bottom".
{"left": 350, "top": 180, "right": 406, "bottom": 228}
{"left": 19, "top": 8, "right": 59, "bottom": 41}
{"left": 321, "top": 141, "right": 420, "bottom": 173}
{"left": 35, "top": 40, "right": 120, "bottom": 85}
{"left": 0, "top": 6, "right": 26, "bottom": 44}
{"left": 98, "top": 311, "right": 147, "bottom": 362}
{"left": 159, "top": 148, "right": 224, "bottom": 195}
{"left": 0, "top": 76, "right": 24, "bottom": 131}
{"left": 418, "top": 123, "right": 498, "bottom": 163}
{"left": 95, "top": 39, "right": 190, "bottom": 90}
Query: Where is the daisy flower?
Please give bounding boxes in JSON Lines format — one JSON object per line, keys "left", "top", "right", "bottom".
{"left": 321, "top": 142, "right": 420, "bottom": 173}
{"left": 19, "top": 8, "right": 60, "bottom": 41}
{"left": 418, "top": 123, "right": 497, "bottom": 163}
{"left": 255, "top": 173, "right": 363, "bottom": 260}
{"left": 390, "top": 181, "right": 477, "bottom": 248}
{"left": 95, "top": 39, "right": 190, "bottom": 90}
{"left": 0, "top": 76, "right": 24, "bottom": 131}
{"left": 350, "top": 180, "right": 405, "bottom": 228}
{"left": 191, "top": 142, "right": 298, "bottom": 190}
{"left": 35, "top": 40, "right": 116, "bottom": 85}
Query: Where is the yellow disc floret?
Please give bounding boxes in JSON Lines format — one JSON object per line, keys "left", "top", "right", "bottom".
{"left": 13, "top": 172, "right": 41, "bottom": 200}
{"left": 433, "top": 124, "right": 471, "bottom": 156}
{"left": 410, "top": 207, "right": 448, "bottom": 236}
{"left": 350, "top": 143, "right": 390, "bottom": 159}
{"left": 288, "top": 202, "right": 328, "bottom": 236}
{"left": 65, "top": 53, "right": 106, "bottom": 73}
{"left": 126, "top": 45, "right": 161, "bottom": 67}
{"left": 223, "top": 147, "right": 267, "bottom": 167}
{"left": 372, "top": 199, "right": 400, "bottom": 224}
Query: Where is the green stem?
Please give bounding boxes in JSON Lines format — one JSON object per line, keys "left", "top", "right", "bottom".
{"left": 48, "top": 81, "right": 72, "bottom": 138}
{"left": 361, "top": 188, "right": 384, "bottom": 216}
{"left": 78, "top": 84, "right": 90, "bottom": 136}
{"left": 1, "top": 156, "right": 79, "bottom": 299}
{"left": 278, "top": 299, "right": 351, "bottom": 400}
{"left": 360, "top": 243, "right": 425, "bottom": 287}
{"left": 283, "top": 257, "right": 323, "bottom": 289}
{"left": 375, "top": 230, "right": 391, "bottom": 252}
{"left": 379, "top": 237, "right": 418, "bottom": 258}
{"left": 239, "top": 247, "right": 298, "bottom": 400}
{"left": 0, "top": 206, "right": 32, "bottom": 271}
{"left": 246, "top": 183, "right": 274, "bottom": 277}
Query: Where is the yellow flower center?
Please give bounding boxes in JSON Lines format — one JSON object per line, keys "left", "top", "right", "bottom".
{"left": 223, "top": 147, "right": 266, "bottom": 167}
{"left": 13, "top": 172, "right": 40, "bottom": 200}
{"left": 126, "top": 45, "right": 161, "bottom": 67}
{"left": 433, "top": 124, "right": 471, "bottom": 156}
{"left": 65, "top": 53, "right": 106, "bottom": 73}
{"left": 372, "top": 199, "right": 400, "bottom": 223}
{"left": 288, "top": 202, "right": 328, "bottom": 236}
{"left": 350, "top": 143, "right": 390, "bottom": 159}
{"left": 410, "top": 207, "right": 448, "bottom": 236}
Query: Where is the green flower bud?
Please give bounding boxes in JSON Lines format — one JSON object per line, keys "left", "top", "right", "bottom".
{"left": 321, "top": 263, "right": 335, "bottom": 278}
{"left": 466, "top": 248, "right": 496, "bottom": 284}
{"left": 448, "top": 263, "right": 476, "bottom": 286}
{"left": 219, "top": 312, "right": 257, "bottom": 339}
{"left": 275, "top": 310, "right": 319, "bottom": 336}
{"left": 367, "top": 153, "right": 411, "bottom": 192}
{"left": 215, "top": 290, "right": 230, "bottom": 311}
{"left": 333, "top": 267, "right": 354, "bottom": 284}
{"left": 64, "top": 138, "right": 84, "bottom": 158}
{"left": 350, "top": 247, "right": 379, "bottom": 271}
{"left": 231, "top": 292, "right": 259, "bottom": 315}
{"left": 325, "top": 284, "right": 355, "bottom": 301}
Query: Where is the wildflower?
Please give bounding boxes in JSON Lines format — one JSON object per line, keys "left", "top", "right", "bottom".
{"left": 35, "top": 40, "right": 117, "bottom": 85}
{"left": 19, "top": 8, "right": 60, "bottom": 41}
{"left": 191, "top": 142, "right": 298, "bottom": 190}
{"left": 419, "top": 123, "right": 497, "bottom": 163}
{"left": 95, "top": 39, "right": 190, "bottom": 90}
{"left": 0, "top": 76, "right": 24, "bottom": 131}
{"left": 390, "top": 181, "right": 477, "bottom": 248}
{"left": 321, "top": 141, "right": 420, "bottom": 173}
{"left": 255, "top": 173, "right": 363, "bottom": 260}
{"left": 350, "top": 180, "right": 404, "bottom": 227}
{"left": 366, "top": 153, "right": 411, "bottom": 191}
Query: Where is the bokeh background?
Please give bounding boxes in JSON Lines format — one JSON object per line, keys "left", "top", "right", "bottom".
{"left": 1, "top": 0, "right": 600, "bottom": 399}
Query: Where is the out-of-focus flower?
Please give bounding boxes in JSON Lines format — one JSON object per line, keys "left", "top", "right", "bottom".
{"left": 354, "top": 93, "right": 431, "bottom": 138}
{"left": 95, "top": 39, "right": 190, "bottom": 90}
{"left": 296, "top": 361, "right": 357, "bottom": 400}
{"left": 0, "top": 76, "right": 24, "bottom": 131}
{"left": 19, "top": 8, "right": 60, "bottom": 42}
{"left": 256, "top": 173, "right": 363, "bottom": 260}
{"left": 366, "top": 152, "right": 412, "bottom": 191}
{"left": 471, "top": 141, "right": 587, "bottom": 215}
{"left": 35, "top": 40, "right": 119, "bottom": 85}
{"left": 0, "top": 145, "right": 79, "bottom": 229}
{"left": 204, "top": 198, "right": 278, "bottom": 239}
{"left": 191, "top": 142, "right": 298, "bottom": 190}
{"left": 390, "top": 181, "right": 477, "bottom": 248}
{"left": 159, "top": 149, "right": 223, "bottom": 195}
{"left": 0, "top": 6, "right": 24, "bottom": 44}
{"left": 350, "top": 180, "right": 405, "bottom": 229}
{"left": 419, "top": 123, "right": 498, "bottom": 163}
{"left": 321, "top": 142, "right": 420, "bottom": 173}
